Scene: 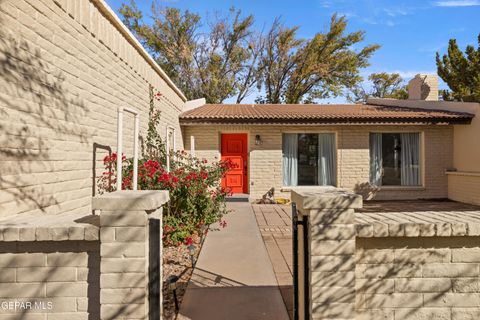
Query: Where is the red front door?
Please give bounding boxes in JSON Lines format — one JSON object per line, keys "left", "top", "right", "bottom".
{"left": 221, "top": 134, "right": 248, "bottom": 194}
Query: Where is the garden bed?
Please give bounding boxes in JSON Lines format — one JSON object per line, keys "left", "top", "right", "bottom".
{"left": 162, "top": 233, "right": 203, "bottom": 319}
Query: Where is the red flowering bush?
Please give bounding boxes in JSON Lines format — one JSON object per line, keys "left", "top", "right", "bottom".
{"left": 98, "top": 88, "right": 235, "bottom": 246}
{"left": 98, "top": 151, "right": 234, "bottom": 246}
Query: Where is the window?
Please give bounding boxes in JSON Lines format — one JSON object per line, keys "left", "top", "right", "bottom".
{"left": 370, "top": 132, "right": 421, "bottom": 186}
{"left": 282, "top": 133, "right": 336, "bottom": 186}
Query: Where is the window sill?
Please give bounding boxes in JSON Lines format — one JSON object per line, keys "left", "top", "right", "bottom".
{"left": 280, "top": 185, "right": 426, "bottom": 193}
{"left": 377, "top": 186, "right": 426, "bottom": 191}
{"left": 280, "top": 186, "right": 337, "bottom": 193}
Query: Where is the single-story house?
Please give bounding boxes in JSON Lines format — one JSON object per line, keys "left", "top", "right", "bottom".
{"left": 180, "top": 75, "right": 478, "bottom": 202}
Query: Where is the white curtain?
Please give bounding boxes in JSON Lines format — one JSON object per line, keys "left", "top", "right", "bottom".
{"left": 282, "top": 133, "right": 298, "bottom": 186}
{"left": 401, "top": 133, "right": 420, "bottom": 186}
{"left": 369, "top": 133, "right": 383, "bottom": 186}
{"left": 318, "top": 133, "right": 336, "bottom": 186}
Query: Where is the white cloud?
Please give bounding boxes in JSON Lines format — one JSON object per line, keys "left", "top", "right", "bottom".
{"left": 433, "top": 0, "right": 480, "bottom": 7}
{"left": 383, "top": 7, "right": 410, "bottom": 17}
{"left": 360, "top": 70, "right": 437, "bottom": 80}
{"left": 388, "top": 70, "right": 437, "bottom": 79}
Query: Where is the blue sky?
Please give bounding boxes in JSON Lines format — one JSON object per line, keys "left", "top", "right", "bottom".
{"left": 105, "top": 0, "right": 479, "bottom": 103}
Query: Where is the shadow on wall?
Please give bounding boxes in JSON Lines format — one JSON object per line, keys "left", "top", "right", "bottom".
{"left": 0, "top": 241, "right": 100, "bottom": 319}
{"left": 355, "top": 237, "right": 473, "bottom": 319}
{"left": 0, "top": 20, "right": 89, "bottom": 214}
{"left": 309, "top": 195, "right": 458, "bottom": 319}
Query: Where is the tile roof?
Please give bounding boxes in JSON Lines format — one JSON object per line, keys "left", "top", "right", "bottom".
{"left": 179, "top": 103, "right": 474, "bottom": 125}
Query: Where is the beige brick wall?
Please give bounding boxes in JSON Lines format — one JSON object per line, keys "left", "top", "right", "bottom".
{"left": 182, "top": 125, "right": 453, "bottom": 200}
{"left": 356, "top": 236, "right": 480, "bottom": 320}
{"left": 0, "top": 0, "right": 186, "bottom": 217}
{"left": 100, "top": 210, "right": 149, "bottom": 320}
{"left": 448, "top": 173, "right": 480, "bottom": 206}
{"left": 0, "top": 240, "right": 100, "bottom": 319}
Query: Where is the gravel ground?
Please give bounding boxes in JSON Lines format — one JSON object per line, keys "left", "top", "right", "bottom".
{"left": 162, "top": 234, "right": 203, "bottom": 319}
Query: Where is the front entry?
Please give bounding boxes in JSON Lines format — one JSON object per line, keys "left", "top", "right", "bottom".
{"left": 221, "top": 133, "right": 248, "bottom": 194}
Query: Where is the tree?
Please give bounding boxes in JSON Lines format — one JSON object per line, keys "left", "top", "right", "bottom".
{"left": 257, "top": 15, "right": 380, "bottom": 104}
{"left": 255, "top": 19, "right": 302, "bottom": 104}
{"left": 347, "top": 72, "right": 408, "bottom": 103}
{"left": 120, "top": 3, "right": 378, "bottom": 104}
{"left": 120, "top": 2, "right": 260, "bottom": 103}
{"left": 436, "top": 34, "right": 480, "bottom": 102}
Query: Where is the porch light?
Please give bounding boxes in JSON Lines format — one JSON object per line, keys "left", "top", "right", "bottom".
{"left": 188, "top": 244, "right": 196, "bottom": 267}
{"left": 255, "top": 134, "right": 262, "bottom": 145}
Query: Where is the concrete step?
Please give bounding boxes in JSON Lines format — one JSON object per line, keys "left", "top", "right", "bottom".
{"left": 226, "top": 193, "right": 250, "bottom": 202}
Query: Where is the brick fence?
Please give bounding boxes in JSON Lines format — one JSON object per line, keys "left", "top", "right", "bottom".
{"left": 0, "top": 190, "right": 168, "bottom": 319}
{"left": 292, "top": 188, "right": 480, "bottom": 320}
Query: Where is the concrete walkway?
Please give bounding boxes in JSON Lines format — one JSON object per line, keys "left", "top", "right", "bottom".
{"left": 178, "top": 202, "right": 289, "bottom": 320}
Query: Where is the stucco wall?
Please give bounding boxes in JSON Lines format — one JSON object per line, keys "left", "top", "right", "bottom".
{"left": 449, "top": 104, "right": 480, "bottom": 205}
{"left": 448, "top": 173, "right": 480, "bottom": 206}
{"left": 182, "top": 125, "right": 453, "bottom": 200}
{"left": 452, "top": 105, "right": 480, "bottom": 172}
{"left": 0, "top": 0, "right": 186, "bottom": 217}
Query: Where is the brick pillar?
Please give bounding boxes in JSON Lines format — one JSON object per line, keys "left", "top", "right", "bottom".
{"left": 292, "top": 188, "right": 362, "bottom": 320}
{"left": 92, "top": 190, "right": 169, "bottom": 320}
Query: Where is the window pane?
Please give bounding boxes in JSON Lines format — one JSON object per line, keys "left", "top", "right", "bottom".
{"left": 381, "top": 133, "right": 402, "bottom": 185}
{"left": 370, "top": 132, "right": 421, "bottom": 186}
{"left": 297, "top": 134, "right": 318, "bottom": 185}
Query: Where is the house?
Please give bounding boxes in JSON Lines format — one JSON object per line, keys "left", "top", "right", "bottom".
{"left": 180, "top": 75, "right": 480, "bottom": 203}
{"left": 1, "top": 1, "right": 480, "bottom": 319}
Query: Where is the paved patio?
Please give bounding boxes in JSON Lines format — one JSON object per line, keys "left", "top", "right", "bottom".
{"left": 252, "top": 199, "right": 480, "bottom": 320}
{"left": 252, "top": 204, "right": 293, "bottom": 320}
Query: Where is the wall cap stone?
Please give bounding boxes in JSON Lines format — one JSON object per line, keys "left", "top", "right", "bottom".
{"left": 291, "top": 188, "right": 363, "bottom": 210}
{"left": 355, "top": 209, "right": 480, "bottom": 238}
{"left": 92, "top": 190, "right": 169, "bottom": 211}
{"left": 0, "top": 212, "right": 99, "bottom": 241}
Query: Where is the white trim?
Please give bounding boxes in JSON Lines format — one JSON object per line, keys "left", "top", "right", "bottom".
{"left": 165, "top": 126, "right": 176, "bottom": 172}
{"left": 116, "top": 107, "right": 139, "bottom": 191}
{"left": 446, "top": 171, "right": 480, "bottom": 177}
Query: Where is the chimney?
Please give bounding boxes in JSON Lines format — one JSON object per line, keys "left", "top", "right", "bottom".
{"left": 407, "top": 74, "right": 438, "bottom": 101}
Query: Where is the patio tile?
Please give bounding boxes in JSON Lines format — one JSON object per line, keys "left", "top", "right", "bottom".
{"left": 253, "top": 204, "right": 294, "bottom": 319}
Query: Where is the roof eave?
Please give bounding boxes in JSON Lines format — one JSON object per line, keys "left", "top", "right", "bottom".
{"left": 179, "top": 117, "right": 473, "bottom": 126}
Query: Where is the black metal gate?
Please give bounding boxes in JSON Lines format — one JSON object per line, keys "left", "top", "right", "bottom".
{"left": 148, "top": 218, "right": 161, "bottom": 320}
{"left": 292, "top": 202, "right": 310, "bottom": 320}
